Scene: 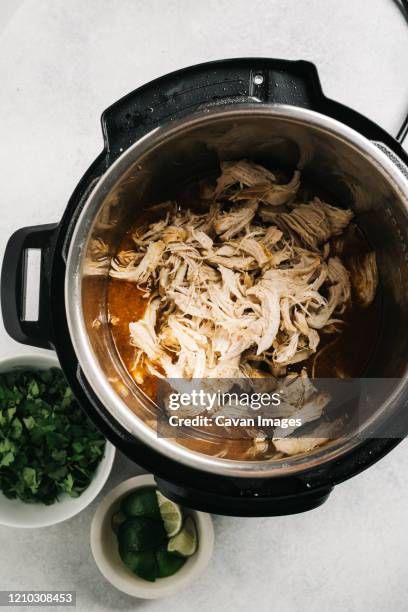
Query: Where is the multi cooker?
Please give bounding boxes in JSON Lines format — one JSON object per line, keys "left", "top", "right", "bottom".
{"left": 2, "top": 58, "right": 408, "bottom": 516}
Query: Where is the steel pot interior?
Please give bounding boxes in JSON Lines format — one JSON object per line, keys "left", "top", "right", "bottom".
{"left": 65, "top": 104, "right": 408, "bottom": 478}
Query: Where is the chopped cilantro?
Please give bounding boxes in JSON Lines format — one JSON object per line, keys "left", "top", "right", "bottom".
{"left": 0, "top": 368, "right": 106, "bottom": 505}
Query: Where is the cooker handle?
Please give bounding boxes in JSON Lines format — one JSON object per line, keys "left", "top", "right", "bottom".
{"left": 1, "top": 224, "right": 58, "bottom": 350}
{"left": 101, "top": 59, "right": 327, "bottom": 160}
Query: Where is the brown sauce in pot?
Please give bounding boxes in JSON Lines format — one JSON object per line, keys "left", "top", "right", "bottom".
{"left": 107, "top": 279, "right": 158, "bottom": 401}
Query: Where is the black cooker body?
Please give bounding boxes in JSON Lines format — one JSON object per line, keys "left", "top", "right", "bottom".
{"left": 2, "top": 58, "right": 407, "bottom": 516}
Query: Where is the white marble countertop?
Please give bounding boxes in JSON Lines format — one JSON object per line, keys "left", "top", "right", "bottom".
{"left": 0, "top": 1, "right": 407, "bottom": 610}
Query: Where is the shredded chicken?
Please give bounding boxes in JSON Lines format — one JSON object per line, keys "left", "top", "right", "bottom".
{"left": 273, "top": 436, "right": 328, "bottom": 456}
{"left": 103, "top": 161, "right": 379, "bottom": 458}
{"left": 260, "top": 198, "right": 354, "bottom": 250}
{"left": 84, "top": 238, "right": 110, "bottom": 275}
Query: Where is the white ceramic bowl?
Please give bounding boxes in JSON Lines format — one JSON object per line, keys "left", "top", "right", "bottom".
{"left": 91, "top": 474, "right": 214, "bottom": 598}
{"left": 0, "top": 353, "right": 116, "bottom": 528}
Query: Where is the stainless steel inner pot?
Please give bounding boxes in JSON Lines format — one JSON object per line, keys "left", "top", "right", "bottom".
{"left": 65, "top": 104, "right": 408, "bottom": 478}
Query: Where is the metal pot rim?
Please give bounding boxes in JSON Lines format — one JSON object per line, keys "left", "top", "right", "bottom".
{"left": 65, "top": 103, "right": 408, "bottom": 478}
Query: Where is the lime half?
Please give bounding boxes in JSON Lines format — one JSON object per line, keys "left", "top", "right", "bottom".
{"left": 118, "top": 517, "right": 166, "bottom": 553}
{"left": 120, "top": 488, "right": 160, "bottom": 519}
{"left": 156, "top": 491, "right": 183, "bottom": 537}
{"left": 156, "top": 546, "right": 186, "bottom": 578}
{"left": 120, "top": 549, "right": 158, "bottom": 582}
{"left": 111, "top": 510, "right": 127, "bottom": 534}
{"left": 167, "top": 516, "right": 197, "bottom": 557}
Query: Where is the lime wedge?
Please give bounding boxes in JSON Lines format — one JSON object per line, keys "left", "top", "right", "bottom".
{"left": 156, "top": 491, "right": 183, "bottom": 537}
{"left": 167, "top": 516, "right": 197, "bottom": 557}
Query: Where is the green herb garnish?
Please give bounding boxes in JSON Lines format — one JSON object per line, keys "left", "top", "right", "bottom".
{"left": 0, "top": 368, "right": 106, "bottom": 505}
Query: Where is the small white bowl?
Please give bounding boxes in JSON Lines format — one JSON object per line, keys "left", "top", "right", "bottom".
{"left": 0, "top": 353, "right": 116, "bottom": 528}
{"left": 91, "top": 474, "right": 214, "bottom": 599}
